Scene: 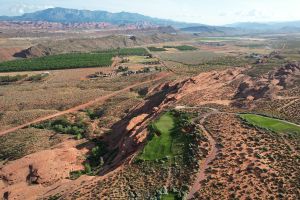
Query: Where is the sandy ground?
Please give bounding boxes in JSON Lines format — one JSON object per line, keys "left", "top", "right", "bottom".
{"left": 0, "top": 140, "right": 89, "bottom": 199}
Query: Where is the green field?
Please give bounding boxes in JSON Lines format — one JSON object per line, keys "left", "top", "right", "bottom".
{"left": 240, "top": 114, "right": 300, "bottom": 134}
{"left": 148, "top": 47, "right": 167, "bottom": 52}
{"left": 163, "top": 45, "right": 197, "bottom": 51}
{"left": 139, "top": 112, "right": 184, "bottom": 161}
{"left": 0, "top": 48, "right": 149, "bottom": 72}
{"left": 161, "top": 193, "right": 176, "bottom": 200}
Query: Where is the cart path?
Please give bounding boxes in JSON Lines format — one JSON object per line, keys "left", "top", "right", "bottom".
{"left": 0, "top": 72, "right": 169, "bottom": 136}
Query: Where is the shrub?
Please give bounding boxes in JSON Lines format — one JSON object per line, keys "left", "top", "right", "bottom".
{"left": 0, "top": 74, "right": 27, "bottom": 83}
{"left": 148, "top": 47, "right": 167, "bottom": 52}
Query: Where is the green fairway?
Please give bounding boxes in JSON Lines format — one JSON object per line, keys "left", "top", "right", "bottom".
{"left": 139, "top": 112, "right": 184, "bottom": 161}
{"left": 161, "top": 193, "right": 176, "bottom": 200}
{"left": 240, "top": 114, "right": 300, "bottom": 134}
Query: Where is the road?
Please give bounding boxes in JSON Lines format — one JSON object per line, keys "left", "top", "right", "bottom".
{"left": 0, "top": 72, "right": 169, "bottom": 136}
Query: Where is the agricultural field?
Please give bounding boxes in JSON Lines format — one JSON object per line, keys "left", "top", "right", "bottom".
{"left": 0, "top": 53, "right": 114, "bottom": 72}
{"left": 126, "top": 55, "right": 159, "bottom": 64}
{"left": 0, "top": 48, "right": 149, "bottom": 72}
{"left": 163, "top": 45, "right": 197, "bottom": 51}
{"left": 157, "top": 50, "right": 225, "bottom": 65}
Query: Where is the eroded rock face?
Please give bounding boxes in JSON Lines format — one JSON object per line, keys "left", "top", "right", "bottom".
{"left": 273, "top": 62, "right": 300, "bottom": 88}
{"left": 234, "top": 81, "right": 276, "bottom": 100}
{"left": 13, "top": 44, "right": 52, "bottom": 58}
{"left": 26, "top": 165, "right": 40, "bottom": 185}
{"left": 234, "top": 63, "right": 300, "bottom": 101}
{"left": 126, "top": 114, "right": 149, "bottom": 132}
{"left": 0, "top": 140, "right": 88, "bottom": 199}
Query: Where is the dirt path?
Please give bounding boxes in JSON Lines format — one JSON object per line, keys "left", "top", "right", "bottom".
{"left": 0, "top": 72, "right": 169, "bottom": 137}
{"left": 187, "top": 108, "right": 219, "bottom": 199}
{"left": 277, "top": 98, "right": 299, "bottom": 111}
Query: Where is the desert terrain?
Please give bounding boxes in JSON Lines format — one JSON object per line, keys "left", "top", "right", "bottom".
{"left": 0, "top": 10, "right": 300, "bottom": 200}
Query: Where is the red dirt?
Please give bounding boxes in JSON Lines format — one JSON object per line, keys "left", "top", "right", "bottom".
{"left": 0, "top": 72, "right": 169, "bottom": 136}
{"left": 187, "top": 109, "right": 219, "bottom": 199}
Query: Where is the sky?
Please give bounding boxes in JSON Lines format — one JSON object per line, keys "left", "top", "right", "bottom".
{"left": 0, "top": 0, "right": 299, "bottom": 25}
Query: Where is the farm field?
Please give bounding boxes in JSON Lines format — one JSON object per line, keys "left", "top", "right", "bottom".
{"left": 163, "top": 45, "right": 197, "bottom": 51}
{"left": 0, "top": 48, "right": 149, "bottom": 72}
{"left": 126, "top": 55, "right": 159, "bottom": 64}
{"left": 157, "top": 50, "right": 225, "bottom": 65}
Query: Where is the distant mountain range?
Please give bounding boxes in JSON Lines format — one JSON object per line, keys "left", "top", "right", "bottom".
{"left": 180, "top": 26, "right": 245, "bottom": 36}
{"left": 0, "top": 7, "right": 201, "bottom": 29}
{"left": 226, "top": 21, "right": 300, "bottom": 30}
{"left": 1, "top": 7, "right": 300, "bottom": 35}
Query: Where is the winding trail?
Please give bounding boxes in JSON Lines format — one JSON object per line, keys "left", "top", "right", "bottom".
{"left": 186, "top": 107, "right": 219, "bottom": 200}
{"left": 0, "top": 72, "right": 169, "bottom": 137}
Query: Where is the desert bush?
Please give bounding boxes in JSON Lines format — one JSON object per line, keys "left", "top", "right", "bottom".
{"left": 26, "top": 73, "right": 49, "bottom": 81}
{"left": 86, "top": 108, "right": 105, "bottom": 120}
{"left": 0, "top": 74, "right": 27, "bottom": 83}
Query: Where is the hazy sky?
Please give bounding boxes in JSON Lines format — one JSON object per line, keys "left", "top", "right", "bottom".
{"left": 0, "top": 0, "right": 299, "bottom": 25}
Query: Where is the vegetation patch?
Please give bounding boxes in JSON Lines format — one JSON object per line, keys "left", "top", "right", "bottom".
{"left": 148, "top": 47, "right": 167, "bottom": 52}
{"left": 239, "top": 113, "right": 300, "bottom": 135}
{"left": 0, "top": 74, "right": 28, "bottom": 84}
{"left": 138, "top": 110, "right": 202, "bottom": 163}
{"left": 27, "top": 73, "right": 49, "bottom": 82}
{"left": 163, "top": 45, "right": 197, "bottom": 51}
{"left": 139, "top": 112, "right": 183, "bottom": 161}
{"left": 161, "top": 193, "right": 177, "bottom": 200}
{"left": 95, "top": 47, "right": 149, "bottom": 56}
{"left": 33, "top": 117, "right": 88, "bottom": 139}
{"left": 70, "top": 140, "right": 118, "bottom": 179}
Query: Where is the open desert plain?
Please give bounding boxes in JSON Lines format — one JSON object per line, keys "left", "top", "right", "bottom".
{"left": 0, "top": 1, "right": 300, "bottom": 200}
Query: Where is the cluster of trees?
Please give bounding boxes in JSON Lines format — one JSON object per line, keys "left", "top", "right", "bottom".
{"left": 33, "top": 117, "right": 87, "bottom": 140}
{"left": 152, "top": 186, "right": 189, "bottom": 200}
{"left": 116, "top": 66, "right": 129, "bottom": 72}
{"left": 148, "top": 47, "right": 167, "bottom": 52}
{"left": 171, "top": 110, "right": 203, "bottom": 166}
{"left": 70, "top": 139, "right": 112, "bottom": 179}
